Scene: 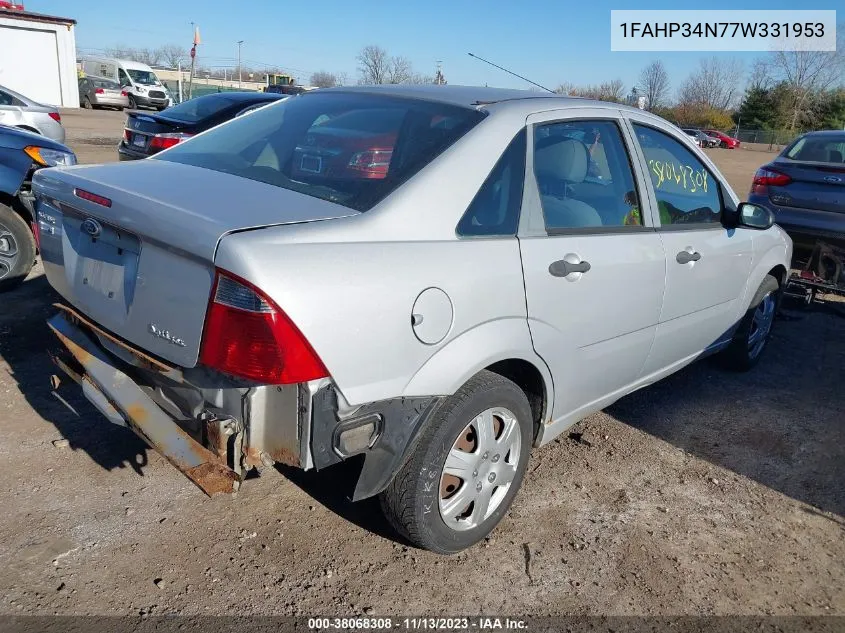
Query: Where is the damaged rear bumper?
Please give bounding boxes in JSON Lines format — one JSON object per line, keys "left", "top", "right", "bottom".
{"left": 47, "top": 307, "right": 443, "bottom": 501}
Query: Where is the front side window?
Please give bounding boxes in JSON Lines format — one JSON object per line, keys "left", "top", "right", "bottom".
{"left": 633, "top": 124, "right": 722, "bottom": 227}
{"left": 457, "top": 129, "right": 526, "bottom": 237}
{"left": 157, "top": 92, "right": 485, "bottom": 212}
{"left": 118, "top": 68, "right": 131, "bottom": 87}
{"left": 533, "top": 120, "right": 642, "bottom": 231}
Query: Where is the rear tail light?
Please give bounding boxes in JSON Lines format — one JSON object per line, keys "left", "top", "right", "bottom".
{"left": 751, "top": 167, "right": 791, "bottom": 195}
{"left": 348, "top": 148, "right": 393, "bottom": 179}
{"left": 121, "top": 90, "right": 128, "bottom": 97}
{"left": 95, "top": 88, "right": 104, "bottom": 94}
{"left": 31, "top": 220, "right": 40, "bottom": 250}
{"left": 199, "top": 270, "right": 329, "bottom": 384}
{"left": 73, "top": 188, "right": 112, "bottom": 207}
{"left": 123, "top": 129, "right": 131, "bottom": 142}
{"left": 48, "top": 112, "right": 61, "bottom": 123}
{"left": 149, "top": 132, "right": 194, "bottom": 151}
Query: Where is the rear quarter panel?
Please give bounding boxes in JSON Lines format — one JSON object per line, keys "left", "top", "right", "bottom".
{"left": 215, "top": 229, "right": 538, "bottom": 407}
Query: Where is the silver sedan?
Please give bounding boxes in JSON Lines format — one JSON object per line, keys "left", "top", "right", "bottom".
{"left": 34, "top": 85, "right": 791, "bottom": 553}
{"left": 0, "top": 84, "right": 65, "bottom": 144}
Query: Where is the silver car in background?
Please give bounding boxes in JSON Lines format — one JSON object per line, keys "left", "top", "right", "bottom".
{"left": 34, "top": 86, "right": 791, "bottom": 554}
{"left": 0, "top": 84, "right": 65, "bottom": 144}
{"left": 78, "top": 76, "right": 129, "bottom": 111}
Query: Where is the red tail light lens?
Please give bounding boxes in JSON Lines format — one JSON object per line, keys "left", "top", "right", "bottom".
{"left": 751, "top": 167, "right": 791, "bottom": 194}
{"left": 348, "top": 148, "right": 393, "bottom": 179}
{"left": 200, "top": 270, "right": 329, "bottom": 384}
{"left": 149, "top": 132, "right": 193, "bottom": 151}
{"left": 95, "top": 88, "right": 104, "bottom": 94}
{"left": 73, "top": 188, "right": 112, "bottom": 207}
{"left": 121, "top": 90, "right": 128, "bottom": 97}
{"left": 48, "top": 112, "right": 61, "bottom": 123}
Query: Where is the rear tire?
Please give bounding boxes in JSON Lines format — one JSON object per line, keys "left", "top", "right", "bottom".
{"left": 720, "top": 274, "right": 780, "bottom": 371}
{"left": 83, "top": 97, "right": 92, "bottom": 109}
{"left": 379, "top": 370, "right": 532, "bottom": 554}
{"left": 0, "top": 202, "right": 36, "bottom": 292}
{"left": 128, "top": 95, "right": 137, "bottom": 110}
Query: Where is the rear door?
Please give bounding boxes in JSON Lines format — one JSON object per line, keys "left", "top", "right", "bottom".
{"left": 518, "top": 109, "right": 666, "bottom": 422}
{"left": 624, "top": 115, "right": 753, "bottom": 376}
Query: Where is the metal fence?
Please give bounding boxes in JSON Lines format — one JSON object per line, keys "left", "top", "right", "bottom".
{"left": 733, "top": 128, "right": 800, "bottom": 147}
{"left": 161, "top": 80, "right": 258, "bottom": 104}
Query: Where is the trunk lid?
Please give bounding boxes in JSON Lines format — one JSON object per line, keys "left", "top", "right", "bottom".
{"left": 770, "top": 159, "right": 845, "bottom": 214}
{"left": 32, "top": 160, "right": 357, "bottom": 367}
{"left": 122, "top": 112, "right": 185, "bottom": 156}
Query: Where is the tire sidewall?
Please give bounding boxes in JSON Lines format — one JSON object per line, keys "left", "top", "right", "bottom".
{"left": 728, "top": 275, "right": 780, "bottom": 369}
{"left": 0, "top": 203, "right": 36, "bottom": 290}
{"left": 410, "top": 382, "right": 532, "bottom": 553}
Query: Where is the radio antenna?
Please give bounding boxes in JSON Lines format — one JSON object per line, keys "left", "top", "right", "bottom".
{"left": 467, "top": 52, "right": 555, "bottom": 93}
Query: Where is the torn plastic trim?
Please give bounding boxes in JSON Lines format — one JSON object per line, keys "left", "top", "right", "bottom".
{"left": 47, "top": 311, "right": 239, "bottom": 496}
{"left": 310, "top": 383, "right": 443, "bottom": 501}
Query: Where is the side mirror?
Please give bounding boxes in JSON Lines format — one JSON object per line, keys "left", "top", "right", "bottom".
{"left": 737, "top": 202, "right": 774, "bottom": 230}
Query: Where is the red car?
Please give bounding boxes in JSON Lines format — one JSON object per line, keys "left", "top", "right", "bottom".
{"left": 703, "top": 129, "right": 741, "bottom": 149}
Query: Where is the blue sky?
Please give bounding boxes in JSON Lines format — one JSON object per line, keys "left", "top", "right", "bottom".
{"left": 35, "top": 0, "right": 842, "bottom": 95}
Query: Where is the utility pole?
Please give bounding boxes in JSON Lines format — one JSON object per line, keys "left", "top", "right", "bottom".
{"left": 435, "top": 60, "right": 443, "bottom": 85}
{"left": 237, "top": 40, "right": 244, "bottom": 90}
{"left": 188, "top": 22, "right": 200, "bottom": 100}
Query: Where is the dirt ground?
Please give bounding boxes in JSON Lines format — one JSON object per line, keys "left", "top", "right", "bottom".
{"left": 0, "top": 109, "right": 842, "bottom": 618}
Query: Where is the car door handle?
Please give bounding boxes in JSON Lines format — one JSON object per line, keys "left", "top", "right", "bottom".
{"left": 549, "top": 259, "right": 591, "bottom": 277}
{"left": 676, "top": 250, "right": 701, "bottom": 264}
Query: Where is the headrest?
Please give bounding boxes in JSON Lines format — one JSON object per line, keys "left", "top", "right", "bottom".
{"left": 535, "top": 138, "right": 589, "bottom": 183}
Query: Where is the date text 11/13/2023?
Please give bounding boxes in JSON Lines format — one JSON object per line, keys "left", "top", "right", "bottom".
{"left": 307, "top": 617, "right": 528, "bottom": 630}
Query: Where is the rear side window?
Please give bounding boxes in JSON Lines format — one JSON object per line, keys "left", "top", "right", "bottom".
{"left": 157, "top": 92, "right": 486, "bottom": 212}
{"left": 533, "top": 120, "right": 642, "bottom": 231}
{"left": 457, "top": 129, "right": 526, "bottom": 237}
{"left": 633, "top": 124, "right": 722, "bottom": 227}
{"left": 0, "top": 90, "right": 23, "bottom": 107}
{"left": 786, "top": 136, "right": 845, "bottom": 163}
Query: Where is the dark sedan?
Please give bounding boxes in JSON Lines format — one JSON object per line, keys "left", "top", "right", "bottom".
{"left": 748, "top": 130, "right": 845, "bottom": 254}
{"left": 118, "top": 91, "right": 285, "bottom": 161}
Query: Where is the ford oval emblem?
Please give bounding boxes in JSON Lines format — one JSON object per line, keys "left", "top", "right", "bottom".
{"left": 823, "top": 176, "right": 841, "bottom": 184}
{"left": 81, "top": 218, "right": 102, "bottom": 238}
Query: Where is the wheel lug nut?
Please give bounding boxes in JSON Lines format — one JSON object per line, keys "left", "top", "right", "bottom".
{"left": 472, "top": 470, "right": 478, "bottom": 478}
{"left": 482, "top": 451, "right": 489, "bottom": 460}
{"left": 476, "top": 482, "right": 482, "bottom": 492}
{"left": 492, "top": 454, "right": 500, "bottom": 463}
{"left": 488, "top": 473, "right": 496, "bottom": 483}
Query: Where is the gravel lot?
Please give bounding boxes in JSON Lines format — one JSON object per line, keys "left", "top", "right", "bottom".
{"left": 0, "top": 109, "right": 842, "bottom": 618}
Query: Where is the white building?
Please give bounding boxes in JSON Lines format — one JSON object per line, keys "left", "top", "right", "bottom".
{"left": 0, "top": 7, "right": 79, "bottom": 107}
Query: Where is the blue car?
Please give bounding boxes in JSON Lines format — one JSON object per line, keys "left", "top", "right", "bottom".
{"left": 747, "top": 130, "right": 845, "bottom": 256}
{"left": 0, "top": 124, "right": 77, "bottom": 290}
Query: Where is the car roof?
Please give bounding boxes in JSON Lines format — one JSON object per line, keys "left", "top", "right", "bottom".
{"left": 799, "top": 130, "right": 845, "bottom": 138}
{"left": 0, "top": 84, "right": 35, "bottom": 105}
{"left": 316, "top": 84, "right": 647, "bottom": 112}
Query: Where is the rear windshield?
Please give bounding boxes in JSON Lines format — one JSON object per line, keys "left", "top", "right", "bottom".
{"left": 785, "top": 136, "right": 845, "bottom": 163}
{"left": 92, "top": 78, "right": 120, "bottom": 90}
{"left": 155, "top": 92, "right": 485, "bottom": 211}
{"left": 158, "top": 95, "right": 238, "bottom": 123}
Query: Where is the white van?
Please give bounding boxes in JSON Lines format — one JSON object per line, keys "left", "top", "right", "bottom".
{"left": 81, "top": 57, "right": 172, "bottom": 110}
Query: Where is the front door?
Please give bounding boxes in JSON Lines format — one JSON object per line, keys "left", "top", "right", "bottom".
{"left": 624, "top": 117, "right": 753, "bottom": 376}
{"left": 518, "top": 110, "right": 666, "bottom": 424}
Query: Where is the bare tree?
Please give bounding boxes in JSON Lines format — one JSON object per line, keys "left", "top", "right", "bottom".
{"left": 310, "top": 71, "right": 340, "bottom": 88}
{"left": 554, "top": 82, "right": 577, "bottom": 96}
{"left": 160, "top": 44, "right": 187, "bottom": 69}
{"left": 357, "top": 45, "right": 391, "bottom": 84}
{"left": 637, "top": 60, "right": 670, "bottom": 110}
{"left": 767, "top": 26, "right": 845, "bottom": 130}
{"left": 678, "top": 57, "right": 744, "bottom": 110}
{"left": 386, "top": 55, "right": 414, "bottom": 84}
{"left": 748, "top": 58, "right": 773, "bottom": 92}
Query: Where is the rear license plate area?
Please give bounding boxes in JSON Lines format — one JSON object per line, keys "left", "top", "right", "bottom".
{"left": 300, "top": 154, "right": 322, "bottom": 174}
{"left": 132, "top": 134, "right": 146, "bottom": 148}
{"left": 61, "top": 207, "right": 141, "bottom": 311}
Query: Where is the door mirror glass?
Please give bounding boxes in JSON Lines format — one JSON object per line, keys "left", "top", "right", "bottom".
{"left": 737, "top": 202, "right": 774, "bottom": 230}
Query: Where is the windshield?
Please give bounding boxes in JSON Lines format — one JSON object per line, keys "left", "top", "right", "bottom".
{"left": 157, "top": 95, "right": 239, "bottom": 123}
{"left": 92, "top": 78, "right": 120, "bottom": 90}
{"left": 786, "top": 136, "right": 845, "bottom": 163}
{"left": 127, "top": 69, "right": 159, "bottom": 85}
{"left": 156, "top": 92, "right": 485, "bottom": 212}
